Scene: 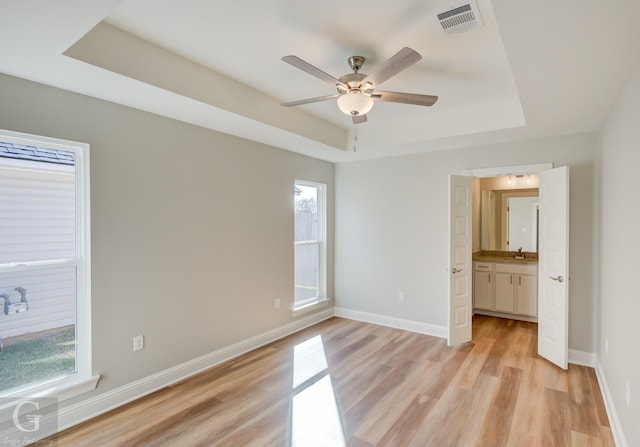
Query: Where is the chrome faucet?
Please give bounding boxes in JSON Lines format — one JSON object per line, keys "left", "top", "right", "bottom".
{"left": 515, "top": 247, "right": 524, "bottom": 259}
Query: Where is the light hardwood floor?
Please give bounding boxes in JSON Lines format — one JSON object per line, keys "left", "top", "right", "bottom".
{"left": 44, "top": 315, "right": 614, "bottom": 446}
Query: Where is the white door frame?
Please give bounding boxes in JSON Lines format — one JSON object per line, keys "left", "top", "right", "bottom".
{"left": 462, "top": 163, "right": 553, "bottom": 179}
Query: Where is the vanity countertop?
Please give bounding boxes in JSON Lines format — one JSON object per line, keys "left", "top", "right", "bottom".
{"left": 473, "top": 251, "right": 538, "bottom": 264}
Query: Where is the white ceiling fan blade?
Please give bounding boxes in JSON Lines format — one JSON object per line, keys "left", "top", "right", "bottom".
{"left": 352, "top": 114, "right": 367, "bottom": 124}
{"left": 372, "top": 91, "right": 438, "bottom": 106}
{"left": 282, "top": 55, "right": 348, "bottom": 89}
{"left": 362, "top": 47, "right": 422, "bottom": 87}
{"left": 281, "top": 94, "right": 339, "bottom": 107}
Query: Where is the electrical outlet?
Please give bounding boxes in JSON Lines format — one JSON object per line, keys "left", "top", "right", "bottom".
{"left": 133, "top": 334, "right": 144, "bottom": 352}
{"left": 626, "top": 382, "right": 631, "bottom": 407}
{"left": 399, "top": 291, "right": 405, "bottom": 301}
{"left": 605, "top": 337, "right": 609, "bottom": 354}
{"left": 275, "top": 298, "right": 281, "bottom": 309}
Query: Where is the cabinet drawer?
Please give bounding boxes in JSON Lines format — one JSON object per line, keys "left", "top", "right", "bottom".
{"left": 494, "top": 262, "right": 537, "bottom": 275}
{"left": 473, "top": 262, "right": 494, "bottom": 271}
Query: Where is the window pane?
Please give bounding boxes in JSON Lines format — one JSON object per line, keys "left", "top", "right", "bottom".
{"left": 294, "top": 184, "right": 318, "bottom": 242}
{"left": 0, "top": 157, "right": 76, "bottom": 264}
{"left": 294, "top": 180, "right": 325, "bottom": 307}
{"left": 0, "top": 140, "right": 81, "bottom": 395}
{"left": 295, "top": 243, "right": 319, "bottom": 302}
{"left": 0, "top": 266, "right": 77, "bottom": 393}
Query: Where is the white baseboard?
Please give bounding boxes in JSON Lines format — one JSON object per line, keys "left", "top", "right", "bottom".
{"left": 55, "top": 307, "right": 335, "bottom": 433}
{"left": 334, "top": 307, "right": 447, "bottom": 339}
{"left": 595, "top": 358, "right": 628, "bottom": 447}
{"left": 568, "top": 349, "right": 596, "bottom": 367}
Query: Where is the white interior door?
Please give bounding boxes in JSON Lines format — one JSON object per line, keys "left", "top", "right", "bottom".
{"left": 538, "top": 166, "right": 570, "bottom": 369}
{"left": 448, "top": 175, "right": 472, "bottom": 346}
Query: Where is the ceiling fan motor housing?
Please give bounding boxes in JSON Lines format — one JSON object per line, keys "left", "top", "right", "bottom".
{"left": 337, "top": 73, "right": 367, "bottom": 93}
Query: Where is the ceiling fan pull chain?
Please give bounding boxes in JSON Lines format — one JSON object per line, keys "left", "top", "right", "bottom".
{"left": 353, "top": 128, "right": 358, "bottom": 152}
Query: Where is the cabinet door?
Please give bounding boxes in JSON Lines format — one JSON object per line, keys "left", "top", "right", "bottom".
{"left": 473, "top": 271, "right": 493, "bottom": 310}
{"left": 495, "top": 273, "right": 515, "bottom": 313}
{"left": 516, "top": 274, "right": 538, "bottom": 316}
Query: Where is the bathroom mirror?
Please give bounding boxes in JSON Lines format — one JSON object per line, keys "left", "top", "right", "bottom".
{"left": 480, "top": 188, "right": 539, "bottom": 252}
{"left": 507, "top": 195, "right": 539, "bottom": 252}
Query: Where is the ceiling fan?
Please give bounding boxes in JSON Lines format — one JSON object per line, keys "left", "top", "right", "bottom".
{"left": 280, "top": 47, "right": 438, "bottom": 124}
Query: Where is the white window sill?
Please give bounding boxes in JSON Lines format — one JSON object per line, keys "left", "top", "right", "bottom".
{"left": 0, "top": 374, "right": 100, "bottom": 417}
{"left": 291, "top": 297, "right": 331, "bottom": 317}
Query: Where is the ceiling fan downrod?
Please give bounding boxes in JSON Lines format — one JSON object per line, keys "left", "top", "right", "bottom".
{"left": 347, "top": 56, "right": 365, "bottom": 73}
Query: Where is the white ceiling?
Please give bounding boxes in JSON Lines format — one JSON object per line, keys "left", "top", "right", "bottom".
{"left": 1, "top": 0, "right": 639, "bottom": 163}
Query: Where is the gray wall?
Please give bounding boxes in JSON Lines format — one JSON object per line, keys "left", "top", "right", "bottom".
{"left": 599, "top": 55, "right": 640, "bottom": 447}
{"left": 335, "top": 132, "right": 599, "bottom": 352}
{"left": 0, "top": 73, "right": 334, "bottom": 397}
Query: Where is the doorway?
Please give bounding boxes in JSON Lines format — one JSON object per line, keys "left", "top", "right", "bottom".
{"left": 448, "top": 163, "right": 570, "bottom": 369}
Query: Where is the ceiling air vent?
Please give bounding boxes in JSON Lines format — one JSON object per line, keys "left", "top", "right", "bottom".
{"left": 436, "top": 1, "right": 483, "bottom": 34}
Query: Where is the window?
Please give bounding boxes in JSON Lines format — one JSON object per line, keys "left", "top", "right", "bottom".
{"left": 0, "top": 130, "right": 96, "bottom": 401}
{"left": 294, "top": 180, "right": 327, "bottom": 312}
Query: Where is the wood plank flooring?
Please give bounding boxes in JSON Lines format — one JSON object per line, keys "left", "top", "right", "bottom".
{"left": 43, "top": 315, "right": 614, "bottom": 446}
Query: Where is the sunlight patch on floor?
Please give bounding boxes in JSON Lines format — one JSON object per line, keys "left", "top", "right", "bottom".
{"left": 292, "top": 375, "right": 346, "bottom": 447}
{"left": 291, "top": 334, "right": 345, "bottom": 446}
{"left": 292, "top": 335, "right": 328, "bottom": 388}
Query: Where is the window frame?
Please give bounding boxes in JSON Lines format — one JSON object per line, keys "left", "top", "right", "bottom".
{"left": 293, "top": 180, "right": 328, "bottom": 315}
{"left": 0, "top": 129, "right": 98, "bottom": 408}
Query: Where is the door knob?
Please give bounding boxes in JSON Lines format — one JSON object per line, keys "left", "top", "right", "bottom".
{"left": 549, "top": 275, "right": 564, "bottom": 283}
{"left": 452, "top": 268, "right": 463, "bottom": 274}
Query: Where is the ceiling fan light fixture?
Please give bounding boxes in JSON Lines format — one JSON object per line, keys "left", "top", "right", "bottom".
{"left": 337, "top": 90, "right": 374, "bottom": 116}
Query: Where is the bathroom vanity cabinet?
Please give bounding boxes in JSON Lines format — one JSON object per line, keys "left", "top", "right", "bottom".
{"left": 473, "top": 260, "right": 538, "bottom": 320}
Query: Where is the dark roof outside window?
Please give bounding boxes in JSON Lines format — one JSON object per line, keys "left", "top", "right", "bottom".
{"left": 0, "top": 141, "right": 75, "bottom": 165}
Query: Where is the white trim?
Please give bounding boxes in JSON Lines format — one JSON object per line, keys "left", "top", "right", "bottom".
{"left": 291, "top": 297, "right": 331, "bottom": 317}
{"left": 567, "top": 349, "right": 596, "bottom": 367}
{"left": 334, "top": 307, "right": 448, "bottom": 339}
{"left": 0, "top": 159, "right": 74, "bottom": 173}
{"left": 75, "top": 134, "right": 92, "bottom": 383}
{"left": 595, "top": 358, "right": 628, "bottom": 447}
{"left": 0, "top": 129, "right": 87, "bottom": 153}
{"left": 52, "top": 308, "right": 335, "bottom": 434}
{"left": 0, "top": 374, "right": 100, "bottom": 439}
{"left": 0, "top": 374, "right": 100, "bottom": 403}
{"left": 0, "top": 258, "right": 77, "bottom": 272}
{"left": 462, "top": 163, "right": 554, "bottom": 178}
